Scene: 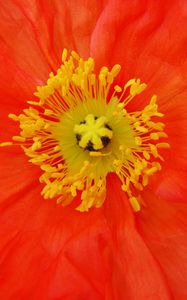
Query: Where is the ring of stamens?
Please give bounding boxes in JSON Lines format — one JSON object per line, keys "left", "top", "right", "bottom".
{"left": 0, "top": 49, "right": 170, "bottom": 212}
{"left": 74, "top": 114, "right": 113, "bottom": 151}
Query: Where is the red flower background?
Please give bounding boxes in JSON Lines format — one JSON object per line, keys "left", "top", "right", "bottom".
{"left": 0, "top": 0, "right": 187, "bottom": 299}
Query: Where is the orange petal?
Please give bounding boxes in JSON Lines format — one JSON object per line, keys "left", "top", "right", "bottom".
{"left": 91, "top": 0, "right": 187, "bottom": 80}
{"left": 0, "top": 176, "right": 108, "bottom": 298}
{"left": 0, "top": 148, "right": 40, "bottom": 202}
{"left": 104, "top": 174, "right": 172, "bottom": 299}
{"left": 137, "top": 188, "right": 187, "bottom": 299}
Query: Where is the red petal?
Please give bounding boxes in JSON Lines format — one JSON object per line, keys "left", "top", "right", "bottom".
{"left": 91, "top": 0, "right": 187, "bottom": 80}
{"left": 0, "top": 173, "right": 173, "bottom": 300}
{"left": 104, "top": 175, "right": 172, "bottom": 299}
{"left": 0, "top": 148, "right": 40, "bottom": 202}
{"left": 0, "top": 182, "right": 109, "bottom": 299}
{"left": 0, "top": 0, "right": 107, "bottom": 92}
{"left": 137, "top": 189, "right": 187, "bottom": 300}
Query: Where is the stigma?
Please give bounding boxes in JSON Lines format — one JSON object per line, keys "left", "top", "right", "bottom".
{"left": 74, "top": 114, "right": 113, "bottom": 151}
{"left": 0, "top": 49, "right": 169, "bottom": 212}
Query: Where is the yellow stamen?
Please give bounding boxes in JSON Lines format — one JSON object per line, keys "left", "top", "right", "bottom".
{"left": 1, "top": 50, "right": 169, "bottom": 212}
{"left": 130, "top": 197, "right": 141, "bottom": 212}
{"left": 0, "top": 142, "right": 13, "bottom": 147}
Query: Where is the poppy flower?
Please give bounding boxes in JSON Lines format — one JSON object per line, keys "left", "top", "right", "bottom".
{"left": 0, "top": 0, "right": 187, "bottom": 299}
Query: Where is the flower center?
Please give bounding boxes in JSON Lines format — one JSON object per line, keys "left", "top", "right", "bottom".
{"left": 0, "top": 49, "right": 169, "bottom": 212}
{"left": 74, "top": 114, "right": 113, "bottom": 151}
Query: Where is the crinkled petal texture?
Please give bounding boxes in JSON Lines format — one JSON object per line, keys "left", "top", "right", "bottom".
{"left": 91, "top": 0, "right": 187, "bottom": 202}
{"left": 0, "top": 0, "right": 187, "bottom": 300}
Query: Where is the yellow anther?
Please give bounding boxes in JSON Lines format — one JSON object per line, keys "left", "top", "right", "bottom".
{"left": 114, "top": 85, "right": 122, "bottom": 92}
{"left": 31, "top": 141, "right": 41, "bottom": 151}
{"left": 99, "top": 74, "right": 106, "bottom": 85}
{"left": 135, "top": 126, "right": 148, "bottom": 133}
{"left": 149, "top": 144, "right": 158, "bottom": 158}
{"left": 130, "top": 80, "right": 147, "bottom": 96}
{"left": 27, "top": 101, "right": 41, "bottom": 106}
{"left": 111, "top": 64, "right": 121, "bottom": 76}
{"left": 146, "top": 167, "right": 158, "bottom": 175}
{"left": 154, "top": 112, "right": 164, "bottom": 117}
{"left": 150, "top": 95, "right": 157, "bottom": 105}
{"left": 107, "top": 72, "right": 114, "bottom": 84}
{"left": 142, "top": 174, "right": 148, "bottom": 187}
{"left": 148, "top": 121, "right": 164, "bottom": 130}
{"left": 153, "top": 162, "right": 162, "bottom": 170}
{"left": 70, "top": 185, "right": 77, "bottom": 197}
{"left": 12, "top": 136, "right": 26, "bottom": 142}
{"left": 71, "top": 50, "right": 80, "bottom": 61}
{"left": 135, "top": 182, "right": 143, "bottom": 191}
{"left": 158, "top": 132, "right": 168, "bottom": 138}
{"left": 143, "top": 151, "right": 150, "bottom": 160}
{"left": 100, "top": 66, "right": 109, "bottom": 73}
{"left": 129, "top": 197, "right": 141, "bottom": 212}
{"left": 124, "top": 79, "right": 135, "bottom": 90}
{"left": 150, "top": 132, "right": 159, "bottom": 140}
{"left": 8, "top": 113, "right": 19, "bottom": 121}
{"left": 122, "top": 184, "right": 128, "bottom": 192}
{"left": 156, "top": 142, "right": 170, "bottom": 149}
{"left": 0, "top": 142, "right": 13, "bottom": 147}
{"left": 62, "top": 48, "right": 68, "bottom": 62}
